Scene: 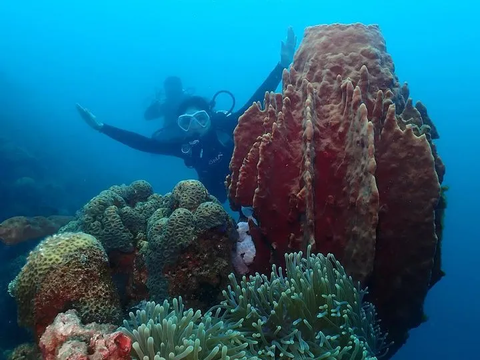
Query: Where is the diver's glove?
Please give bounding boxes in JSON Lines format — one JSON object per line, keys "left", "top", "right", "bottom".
{"left": 75, "top": 103, "right": 104, "bottom": 131}
{"left": 280, "top": 26, "right": 297, "bottom": 68}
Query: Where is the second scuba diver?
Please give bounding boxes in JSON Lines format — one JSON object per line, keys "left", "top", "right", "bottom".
{"left": 76, "top": 27, "right": 297, "bottom": 203}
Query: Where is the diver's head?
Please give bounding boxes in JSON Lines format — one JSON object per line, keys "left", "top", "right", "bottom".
{"left": 164, "top": 76, "right": 183, "bottom": 99}
{"left": 176, "top": 96, "right": 212, "bottom": 138}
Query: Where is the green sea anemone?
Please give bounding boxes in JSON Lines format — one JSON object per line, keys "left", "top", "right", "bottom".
{"left": 120, "top": 298, "right": 252, "bottom": 360}
{"left": 214, "top": 246, "right": 387, "bottom": 359}
{"left": 121, "top": 246, "right": 388, "bottom": 359}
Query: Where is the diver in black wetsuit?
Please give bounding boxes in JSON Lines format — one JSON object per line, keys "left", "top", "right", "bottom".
{"left": 144, "top": 76, "right": 195, "bottom": 143}
{"left": 144, "top": 76, "right": 195, "bottom": 126}
{"left": 144, "top": 76, "right": 187, "bottom": 122}
{"left": 75, "top": 28, "right": 297, "bottom": 203}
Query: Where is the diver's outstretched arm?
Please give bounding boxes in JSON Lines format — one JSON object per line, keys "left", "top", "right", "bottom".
{"left": 75, "top": 103, "right": 183, "bottom": 157}
{"left": 100, "top": 124, "right": 182, "bottom": 156}
{"left": 76, "top": 103, "right": 103, "bottom": 130}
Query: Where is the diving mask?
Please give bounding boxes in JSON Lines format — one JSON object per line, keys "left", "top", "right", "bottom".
{"left": 177, "top": 110, "right": 210, "bottom": 132}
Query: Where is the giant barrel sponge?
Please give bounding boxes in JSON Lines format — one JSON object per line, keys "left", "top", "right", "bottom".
{"left": 226, "top": 23, "right": 445, "bottom": 356}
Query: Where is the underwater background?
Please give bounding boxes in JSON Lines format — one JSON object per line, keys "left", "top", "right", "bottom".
{"left": 0, "top": 0, "right": 478, "bottom": 359}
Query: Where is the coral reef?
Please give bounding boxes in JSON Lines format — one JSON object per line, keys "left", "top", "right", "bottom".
{"left": 0, "top": 215, "right": 73, "bottom": 245}
{"left": 121, "top": 246, "right": 385, "bottom": 359}
{"left": 60, "top": 180, "right": 164, "bottom": 253}
{"left": 39, "top": 310, "right": 131, "bottom": 360}
{"left": 9, "top": 232, "right": 121, "bottom": 338}
{"left": 6, "top": 179, "right": 238, "bottom": 350}
{"left": 57, "top": 180, "right": 236, "bottom": 311}
{"left": 58, "top": 180, "right": 169, "bottom": 308}
{"left": 143, "top": 180, "right": 236, "bottom": 310}
{"left": 226, "top": 23, "right": 444, "bottom": 356}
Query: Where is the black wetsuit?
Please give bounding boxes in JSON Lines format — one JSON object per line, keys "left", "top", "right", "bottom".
{"left": 100, "top": 63, "right": 284, "bottom": 203}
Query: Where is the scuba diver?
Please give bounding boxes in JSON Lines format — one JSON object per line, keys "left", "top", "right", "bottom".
{"left": 144, "top": 75, "right": 195, "bottom": 143}
{"left": 75, "top": 27, "right": 297, "bottom": 203}
{"left": 143, "top": 75, "right": 193, "bottom": 123}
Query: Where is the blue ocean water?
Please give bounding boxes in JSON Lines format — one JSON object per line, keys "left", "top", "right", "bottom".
{"left": 0, "top": 0, "right": 477, "bottom": 358}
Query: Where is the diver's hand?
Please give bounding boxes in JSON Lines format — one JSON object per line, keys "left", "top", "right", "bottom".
{"left": 75, "top": 103, "right": 104, "bottom": 131}
{"left": 280, "top": 27, "right": 297, "bottom": 68}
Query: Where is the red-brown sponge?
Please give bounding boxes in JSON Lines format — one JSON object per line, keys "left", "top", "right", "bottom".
{"left": 226, "top": 23, "right": 444, "bottom": 356}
